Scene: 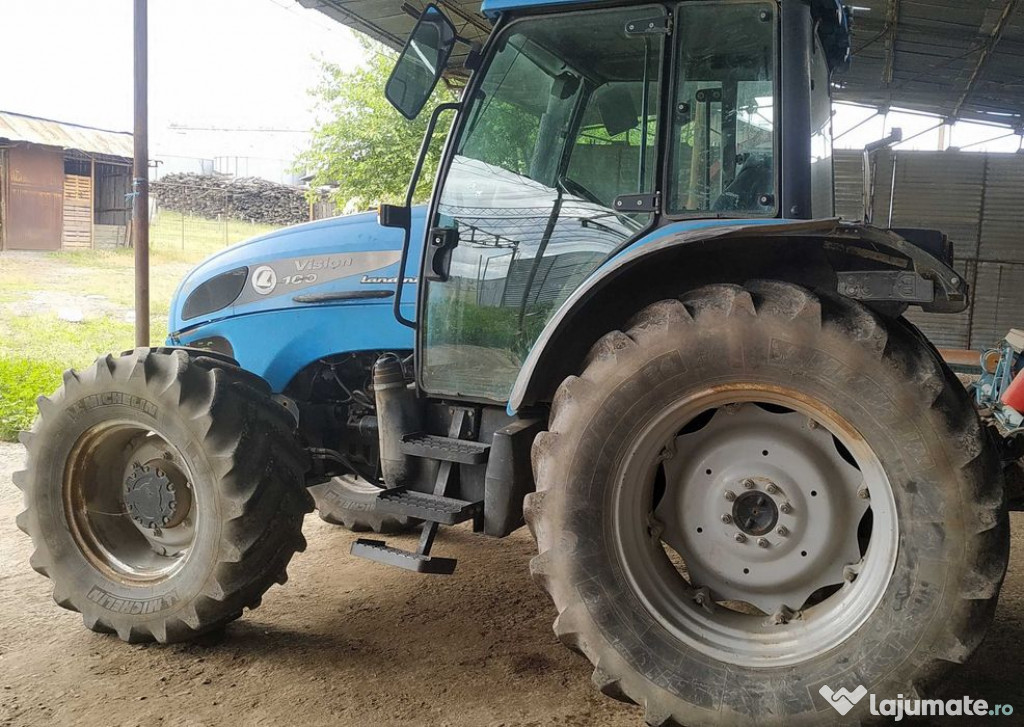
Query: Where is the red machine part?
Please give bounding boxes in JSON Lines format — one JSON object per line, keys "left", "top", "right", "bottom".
{"left": 1003, "top": 369, "right": 1024, "bottom": 412}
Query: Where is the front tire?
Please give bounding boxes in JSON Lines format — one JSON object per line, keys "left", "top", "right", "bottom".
{"left": 527, "top": 282, "right": 1008, "bottom": 726}
{"left": 15, "top": 349, "right": 314, "bottom": 643}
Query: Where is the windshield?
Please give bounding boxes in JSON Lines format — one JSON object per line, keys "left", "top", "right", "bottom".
{"left": 668, "top": 2, "right": 776, "bottom": 215}
{"left": 422, "top": 7, "right": 664, "bottom": 401}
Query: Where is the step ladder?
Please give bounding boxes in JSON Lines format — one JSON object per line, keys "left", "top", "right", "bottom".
{"left": 350, "top": 408, "right": 487, "bottom": 574}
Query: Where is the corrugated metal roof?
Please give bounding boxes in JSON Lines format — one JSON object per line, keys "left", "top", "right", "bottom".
{"left": 0, "top": 110, "right": 133, "bottom": 160}
{"left": 839, "top": 0, "right": 1024, "bottom": 126}
{"left": 302, "top": 0, "right": 1024, "bottom": 125}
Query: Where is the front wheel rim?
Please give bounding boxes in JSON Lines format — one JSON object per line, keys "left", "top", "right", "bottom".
{"left": 610, "top": 385, "right": 899, "bottom": 668}
{"left": 64, "top": 421, "right": 200, "bottom": 583}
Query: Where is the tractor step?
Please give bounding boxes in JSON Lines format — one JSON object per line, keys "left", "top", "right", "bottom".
{"left": 350, "top": 538, "right": 457, "bottom": 575}
{"left": 351, "top": 409, "right": 482, "bottom": 575}
{"left": 400, "top": 432, "right": 490, "bottom": 464}
{"left": 375, "top": 487, "right": 483, "bottom": 526}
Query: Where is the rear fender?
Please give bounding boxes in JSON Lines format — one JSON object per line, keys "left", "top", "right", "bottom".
{"left": 508, "top": 219, "right": 967, "bottom": 411}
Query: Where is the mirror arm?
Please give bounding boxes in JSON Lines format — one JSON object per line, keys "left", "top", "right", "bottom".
{"left": 403, "top": 101, "right": 461, "bottom": 207}
{"left": 392, "top": 101, "right": 462, "bottom": 329}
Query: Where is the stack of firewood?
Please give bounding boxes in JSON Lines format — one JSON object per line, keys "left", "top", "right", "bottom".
{"left": 151, "top": 174, "right": 310, "bottom": 225}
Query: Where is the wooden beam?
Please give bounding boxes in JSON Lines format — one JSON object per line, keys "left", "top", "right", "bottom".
{"left": 954, "top": 0, "right": 1021, "bottom": 118}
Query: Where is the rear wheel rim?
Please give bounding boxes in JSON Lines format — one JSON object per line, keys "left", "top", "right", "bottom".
{"left": 610, "top": 385, "right": 898, "bottom": 668}
{"left": 64, "top": 421, "right": 199, "bottom": 583}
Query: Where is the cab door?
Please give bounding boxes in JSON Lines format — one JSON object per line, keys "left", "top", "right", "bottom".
{"left": 418, "top": 6, "right": 666, "bottom": 401}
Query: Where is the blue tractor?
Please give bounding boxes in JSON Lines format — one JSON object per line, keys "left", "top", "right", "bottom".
{"left": 16, "top": 1, "right": 1018, "bottom": 724}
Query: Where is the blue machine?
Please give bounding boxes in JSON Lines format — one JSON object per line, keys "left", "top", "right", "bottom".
{"left": 166, "top": 207, "right": 425, "bottom": 392}
{"left": 975, "top": 330, "right": 1024, "bottom": 433}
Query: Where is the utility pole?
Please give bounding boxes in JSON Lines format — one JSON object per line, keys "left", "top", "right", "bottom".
{"left": 133, "top": 0, "right": 150, "bottom": 347}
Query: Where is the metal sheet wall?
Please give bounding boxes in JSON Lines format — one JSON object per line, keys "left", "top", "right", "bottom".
{"left": 834, "top": 149, "right": 1024, "bottom": 351}
{"left": 4, "top": 144, "right": 63, "bottom": 251}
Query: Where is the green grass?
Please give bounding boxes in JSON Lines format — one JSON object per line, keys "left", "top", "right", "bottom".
{"left": 0, "top": 212, "right": 281, "bottom": 441}
{"left": 0, "top": 357, "right": 65, "bottom": 441}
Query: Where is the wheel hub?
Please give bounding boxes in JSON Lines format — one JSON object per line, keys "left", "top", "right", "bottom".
{"left": 124, "top": 462, "right": 187, "bottom": 529}
{"left": 654, "top": 403, "right": 869, "bottom": 614}
{"left": 732, "top": 490, "right": 778, "bottom": 536}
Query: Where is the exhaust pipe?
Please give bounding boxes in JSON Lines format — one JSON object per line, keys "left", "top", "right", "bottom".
{"left": 373, "top": 354, "right": 420, "bottom": 487}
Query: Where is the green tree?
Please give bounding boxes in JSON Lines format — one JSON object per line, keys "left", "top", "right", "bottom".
{"left": 297, "top": 39, "right": 453, "bottom": 211}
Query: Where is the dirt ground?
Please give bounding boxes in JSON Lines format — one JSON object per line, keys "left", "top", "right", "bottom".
{"left": 2, "top": 440, "right": 1024, "bottom": 727}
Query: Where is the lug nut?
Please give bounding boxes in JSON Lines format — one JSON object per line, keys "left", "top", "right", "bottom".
{"left": 780, "top": 502, "right": 793, "bottom": 514}
{"left": 858, "top": 486, "right": 870, "bottom": 500}
{"left": 757, "top": 538, "right": 770, "bottom": 548}
{"left": 776, "top": 526, "right": 789, "bottom": 536}
{"left": 734, "top": 533, "right": 747, "bottom": 543}
{"left": 742, "top": 478, "right": 756, "bottom": 489}
{"left": 721, "top": 514, "right": 732, "bottom": 524}
{"left": 766, "top": 483, "right": 779, "bottom": 495}
{"left": 724, "top": 490, "right": 737, "bottom": 502}
{"left": 769, "top": 605, "right": 795, "bottom": 625}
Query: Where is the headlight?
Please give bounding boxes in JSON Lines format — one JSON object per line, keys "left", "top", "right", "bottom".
{"left": 182, "top": 267, "right": 248, "bottom": 321}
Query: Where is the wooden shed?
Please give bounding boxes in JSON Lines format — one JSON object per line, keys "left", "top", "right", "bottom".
{"left": 0, "top": 111, "right": 134, "bottom": 252}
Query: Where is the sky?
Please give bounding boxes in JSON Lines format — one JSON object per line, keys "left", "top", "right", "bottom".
{"left": 0, "top": 0, "right": 1021, "bottom": 183}
{"left": 0, "top": 0, "right": 364, "bottom": 180}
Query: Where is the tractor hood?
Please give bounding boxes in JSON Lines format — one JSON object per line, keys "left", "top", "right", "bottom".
{"left": 168, "top": 207, "right": 427, "bottom": 336}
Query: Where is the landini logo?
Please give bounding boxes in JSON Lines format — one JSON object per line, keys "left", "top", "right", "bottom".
{"left": 819, "top": 685, "right": 868, "bottom": 716}
{"left": 819, "top": 684, "right": 1015, "bottom": 720}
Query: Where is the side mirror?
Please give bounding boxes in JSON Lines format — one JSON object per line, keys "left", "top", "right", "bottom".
{"left": 385, "top": 5, "right": 456, "bottom": 120}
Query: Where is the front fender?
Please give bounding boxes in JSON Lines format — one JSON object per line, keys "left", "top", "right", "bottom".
{"left": 508, "top": 218, "right": 967, "bottom": 412}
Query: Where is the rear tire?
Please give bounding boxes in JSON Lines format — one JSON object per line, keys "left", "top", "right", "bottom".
{"left": 310, "top": 475, "right": 419, "bottom": 533}
{"left": 15, "top": 349, "right": 314, "bottom": 643}
{"left": 527, "top": 282, "right": 1008, "bottom": 726}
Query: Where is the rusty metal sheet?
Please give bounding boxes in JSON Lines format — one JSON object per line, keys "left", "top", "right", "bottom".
{"left": 5, "top": 145, "right": 63, "bottom": 251}
{"left": 0, "top": 110, "right": 132, "bottom": 160}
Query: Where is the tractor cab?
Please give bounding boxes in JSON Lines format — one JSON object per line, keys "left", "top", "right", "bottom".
{"left": 381, "top": 0, "right": 851, "bottom": 404}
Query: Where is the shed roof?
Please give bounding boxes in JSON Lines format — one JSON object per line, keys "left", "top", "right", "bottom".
{"left": 301, "top": 0, "right": 1024, "bottom": 127}
{"left": 0, "top": 110, "right": 133, "bottom": 160}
